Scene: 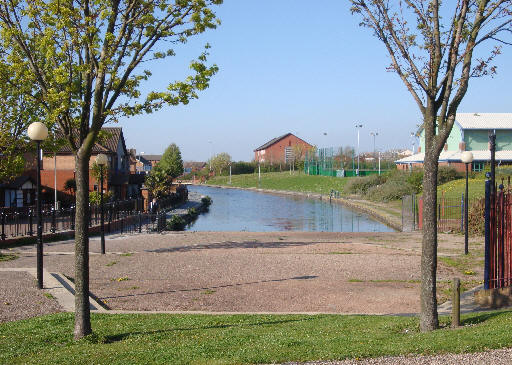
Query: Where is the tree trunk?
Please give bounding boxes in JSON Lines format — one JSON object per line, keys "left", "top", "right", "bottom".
{"left": 420, "top": 148, "right": 439, "bottom": 331}
{"left": 73, "top": 150, "right": 92, "bottom": 340}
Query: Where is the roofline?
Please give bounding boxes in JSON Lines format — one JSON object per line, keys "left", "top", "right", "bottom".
{"left": 254, "top": 133, "right": 312, "bottom": 151}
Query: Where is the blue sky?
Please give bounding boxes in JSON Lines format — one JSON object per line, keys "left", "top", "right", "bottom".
{"left": 119, "top": 1, "right": 512, "bottom": 162}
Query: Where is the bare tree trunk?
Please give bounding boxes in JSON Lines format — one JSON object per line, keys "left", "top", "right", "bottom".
{"left": 74, "top": 150, "right": 92, "bottom": 340}
{"left": 420, "top": 144, "right": 439, "bottom": 332}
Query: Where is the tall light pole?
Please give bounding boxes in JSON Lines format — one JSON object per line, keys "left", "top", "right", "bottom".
{"left": 28, "top": 122, "right": 48, "bottom": 289}
{"left": 355, "top": 124, "right": 363, "bottom": 176}
{"left": 96, "top": 154, "right": 108, "bottom": 255}
{"left": 370, "top": 131, "right": 378, "bottom": 169}
{"left": 461, "top": 151, "right": 474, "bottom": 255}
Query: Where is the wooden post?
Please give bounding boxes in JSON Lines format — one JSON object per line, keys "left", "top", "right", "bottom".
{"left": 451, "top": 277, "right": 460, "bottom": 328}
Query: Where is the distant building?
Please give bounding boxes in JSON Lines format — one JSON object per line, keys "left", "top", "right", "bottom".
{"left": 254, "top": 133, "right": 313, "bottom": 164}
{"left": 142, "top": 155, "right": 162, "bottom": 170}
{"left": 396, "top": 113, "right": 512, "bottom": 172}
{"left": 183, "top": 161, "right": 207, "bottom": 174}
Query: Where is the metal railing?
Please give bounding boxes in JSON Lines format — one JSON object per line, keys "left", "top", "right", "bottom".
{"left": 0, "top": 196, "right": 179, "bottom": 241}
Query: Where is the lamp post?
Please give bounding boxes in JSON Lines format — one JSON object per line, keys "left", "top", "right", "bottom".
{"left": 410, "top": 132, "right": 416, "bottom": 154}
{"left": 208, "top": 140, "right": 213, "bottom": 171}
{"left": 28, "top": 122, "right": 48, "bottom": 289}
{"left": 229, "top": 162, "right": 232, "bottom": 185}
{"left": 355, "top": 124, "right": 363, "bottom": 176}
{"left": 95, "top": 153, "right": 108, "bottom": 255}
{"left": 370, "top": 131, "right": 378, "bottom": 169}
{"left": 461, "top": 151, "right": 474, "bottom": 255}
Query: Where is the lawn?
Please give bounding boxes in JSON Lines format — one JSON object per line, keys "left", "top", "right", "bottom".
{"left": 2, "top": 311, "right": 512, "bottom": 364}
{"left": 208, "top": 171, "right": 350, "bottom": 195}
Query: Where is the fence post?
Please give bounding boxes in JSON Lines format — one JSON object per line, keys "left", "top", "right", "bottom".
{"left": 28, "top": 209, "right": 33, "bottom": 236}
{"left": 120, "top": 211, "right": 124, "bottom": 234}
{"left": 484, "top": 177, "right": 491, "bottom": 290}
{"left": 70, "top": 205, "right": 75, "bottom": 230}
{"left": 451, "top": 278, "right": 460, "bottom": 328}
{"left": 1, "top": 213, "right": 5, "bottom": 241}
{"left": 138, "top": 212, "right": 142, "bottom": 233}
{"left": 51, "top": 207, "right": 56, "bottom": 233}
{"left": 460, "top": 193, "right": 464, "bottom": 232}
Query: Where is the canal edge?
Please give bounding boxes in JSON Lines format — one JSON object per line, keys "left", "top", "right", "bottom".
{"left": 200, "top": 184, "right": 403, "bottom": 232}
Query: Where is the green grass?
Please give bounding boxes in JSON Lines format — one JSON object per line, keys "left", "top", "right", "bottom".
{"left": 437, "top": 177, "right": 486, "bottom": 200}
{"left": 208, "top": 171, "right": 350, "bottom": 196}
{"left": 3, "top": 312, "right": 512, "bottom": 364}
{"left": 0, "top": 253, "right": 18, "bottom": 261}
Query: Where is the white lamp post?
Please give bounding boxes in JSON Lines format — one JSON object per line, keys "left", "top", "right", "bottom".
{"left": 461, "top": 151, "right": 474, "bottom": 255}
{"left": 355, "top": 124, "right": 363, "bottom": 176}
{"left": 96, "top": 153, "right": 108, "bottom": 255}
{"left": 370, "top": 131, "right": 378, "bottom": 169}
{"left": 28, "top": 122, "right": 48, "bottom": 289}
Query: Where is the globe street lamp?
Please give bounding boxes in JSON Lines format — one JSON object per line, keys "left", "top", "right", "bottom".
{"left": 355, "top": 124, "right": 363, "bottom": 176}
{"left": 461, "top": 151, "right": 474, "bottom": 255}
{"left": 28, "top": 122, "right": 48, "bottom": 289}
{"left": 95, "top": 153, "right": 108, "bottom": 255}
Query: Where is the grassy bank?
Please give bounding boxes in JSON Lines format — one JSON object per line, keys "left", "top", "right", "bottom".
{"left": 208, "top": 171, "right": 349, "bottom": 195}
{"left": 2, "top": 311, "right": 512, "bottom": 364}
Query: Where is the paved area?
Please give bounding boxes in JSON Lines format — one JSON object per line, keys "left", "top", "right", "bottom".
{"left": 0, "top": 231, "right": 491, "bottom": 320}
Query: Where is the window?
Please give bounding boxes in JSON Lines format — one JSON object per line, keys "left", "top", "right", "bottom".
{"left": 472, "top": 161, "right": 485, "bottom": 172}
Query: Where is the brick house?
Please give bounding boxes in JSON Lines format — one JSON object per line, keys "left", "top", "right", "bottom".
{"left": 254, "top": 133, "right": 313, "bottom": 164}
{"left": 396, "top": 113, "right": 512, "bottom": 172}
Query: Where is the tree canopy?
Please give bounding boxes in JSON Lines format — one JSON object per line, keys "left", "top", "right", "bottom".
{"left": 0, "top": 0, "right": 222, "bottom": 339}
{"left": 160, "top": 143, "right": 184, "bottom": 180}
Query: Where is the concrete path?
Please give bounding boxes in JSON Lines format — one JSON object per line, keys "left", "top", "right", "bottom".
{"left": 0, "top": 267, "right": 106, "bottom": 312}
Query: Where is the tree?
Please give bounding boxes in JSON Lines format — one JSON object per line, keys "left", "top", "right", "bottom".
{"left": 351, "top": 0, "right": 512, "bottom": 331}
{"left": 159, "top": 143, "right": 184, "bottom": 181}
{"left": 0, "top": 0, "right": 222, "bottom": 339}
{"left": 210, "top": 152, "right": 231, "bottom": 175}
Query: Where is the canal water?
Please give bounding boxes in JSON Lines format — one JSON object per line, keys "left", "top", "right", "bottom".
{"left": 187, "top": 185, "right": 395, "bottom": 232}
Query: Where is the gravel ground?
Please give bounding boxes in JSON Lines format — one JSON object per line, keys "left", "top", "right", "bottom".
{"left": 0, "top": 271, "right": 62, "bottom": 323}
{"left": 285, "top": 348, "right": 512, "bottom": 364}
{"left": 0, "top": 231, "right": 473, "bottom": 315}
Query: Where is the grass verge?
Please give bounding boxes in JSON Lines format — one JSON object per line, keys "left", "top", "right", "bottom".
{"left": 208, "top": 171, "right": 349, "bottom": 195}
{"left": 2, "top": 312, "right": 512, "bottom": 364}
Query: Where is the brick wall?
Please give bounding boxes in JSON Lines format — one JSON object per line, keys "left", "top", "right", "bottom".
{"left": 254, "top": 135, "right": 312, "bottom": 163}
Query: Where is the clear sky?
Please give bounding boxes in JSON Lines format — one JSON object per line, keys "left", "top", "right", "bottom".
{"left": 118, "top": 0, "right": 512, "bottom": 162}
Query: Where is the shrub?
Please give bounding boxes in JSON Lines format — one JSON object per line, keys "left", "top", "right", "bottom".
{"left": 406, "top": 169, "right": 424, "bottom": 193}
{"left": 89, "top": 191, "right": 113, "bottom": 205}
{"left": 468, "top": 197, "right": 485, "bottom": 236}
{"left": 366, "top": 181, "right": 417, "bottom": 202}
{"left": 201, "top": 196, "right": 212, "bottom": 207}
{"left": 167, "top": 215, "right": 186, "bottom": 231}
{"left": 231, "top": 161, "right": 255, "bottom": 175}
{"left": 187, "top": 207, "right": 198, "bottom": 218}
{"left": 437, "top": 166, "right": 463, "bottom": 185}
{"left": 345, "top": 174, "right": 387, "bottom": 195}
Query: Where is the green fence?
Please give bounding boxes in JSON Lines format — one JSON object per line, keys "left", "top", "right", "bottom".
{"left": 304, "top": 147, "right": 388, "bottom": 177}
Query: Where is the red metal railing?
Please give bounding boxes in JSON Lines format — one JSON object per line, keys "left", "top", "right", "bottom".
{"left": 488, "top": 185, "right": 512, "bottom": 289}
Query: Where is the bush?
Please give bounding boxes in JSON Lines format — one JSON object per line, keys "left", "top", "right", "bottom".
{"left": 366, "top": 181, "right": 417, "bottom": 202}
{"left": 437, "top": 166, "right": 462, "bottom": 185}
{"left": 167, "top": 215, "right": 186, "bottom": 231}
{"left": 201, "top": 196, "right": 212, "bottom": 207}
{"left": 468, "top": 197, "right": 485, "bottom": 236}
{"left": 89, "top": 191, "right": 113, "bottom": 205}
{"left": 187, "top": 207, "right": 198, "bottom": 218}
{"left": 345, "top": 174, "right": 387, "bottom": 195}
{"left": 406, "top": 169, "right": 424, "bottom": 193}
{"left": 231, "top": 161, "right": 255, "bottom": 175}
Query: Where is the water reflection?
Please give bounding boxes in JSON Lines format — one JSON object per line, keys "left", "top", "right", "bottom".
{"left": 187, "top": 185, "right": 394, "bottom": 233}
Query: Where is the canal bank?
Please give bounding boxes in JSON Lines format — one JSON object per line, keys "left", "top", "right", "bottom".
{"left": 201, "top": 184, "right": 402, "bottom": 232}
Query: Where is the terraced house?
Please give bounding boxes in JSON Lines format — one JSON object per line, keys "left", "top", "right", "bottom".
{"left": 396, "top": 113, "right": 512, "bottom": 172}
